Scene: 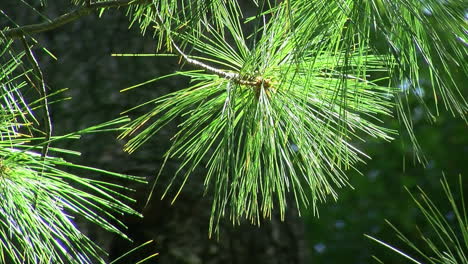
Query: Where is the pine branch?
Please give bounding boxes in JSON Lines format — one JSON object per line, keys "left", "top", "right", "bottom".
{"left": 1, "top": 0, "right": 146, "bottom": 39}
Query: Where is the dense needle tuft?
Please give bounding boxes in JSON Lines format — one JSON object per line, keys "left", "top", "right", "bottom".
{"left": 120, "top": 2, "right": 398, "bottom": 234}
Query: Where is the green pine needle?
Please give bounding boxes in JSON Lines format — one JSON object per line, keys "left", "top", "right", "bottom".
{"left": 0, "top": 122, "right": 144, "bottom": 264}
{"left": 121, "top": 3, "right": 397, "bottom": 234}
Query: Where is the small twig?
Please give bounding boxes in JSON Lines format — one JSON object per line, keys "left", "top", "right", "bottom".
{"left": 171, "top": 41, "right": 239, "bottom": 80}
{"left": 171, "top": 41, "right": 272, "bottom": 88}
{"left": 2, "top": 0, "right": 145, "bottom": 39}
{"left": 21, "top": 36, "right": 52, "bottom": 209}
{"left": 21, "top": 36, "right": 52, "bottom": 159}
{"left": 153, "top": 13, "right": 270, "bottom": 89}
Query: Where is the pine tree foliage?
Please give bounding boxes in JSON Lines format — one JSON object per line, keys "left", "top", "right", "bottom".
{"left": 120, "top": 0, "right": 397, "bottom": 232}
{"left": 0, "top": 40, "right": 144, "bottom": 263}
{"left": 0, "top": 0, "right": 466, "bottom": 261}
{"left": 119, "top": 0, "right": 467, "bottom": 233}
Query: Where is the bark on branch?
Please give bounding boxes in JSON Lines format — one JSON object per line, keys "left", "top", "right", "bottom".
{"left": 1, "top": 0, "right": 144, "bottom": 39}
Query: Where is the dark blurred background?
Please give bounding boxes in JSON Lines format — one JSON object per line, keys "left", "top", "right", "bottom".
{"left": 1, "top": 2, "right": 466, "bottom": 263}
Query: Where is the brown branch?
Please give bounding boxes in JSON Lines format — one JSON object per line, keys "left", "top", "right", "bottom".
{"left": 1, "top": 0, "right": 144, "bottom": 39}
